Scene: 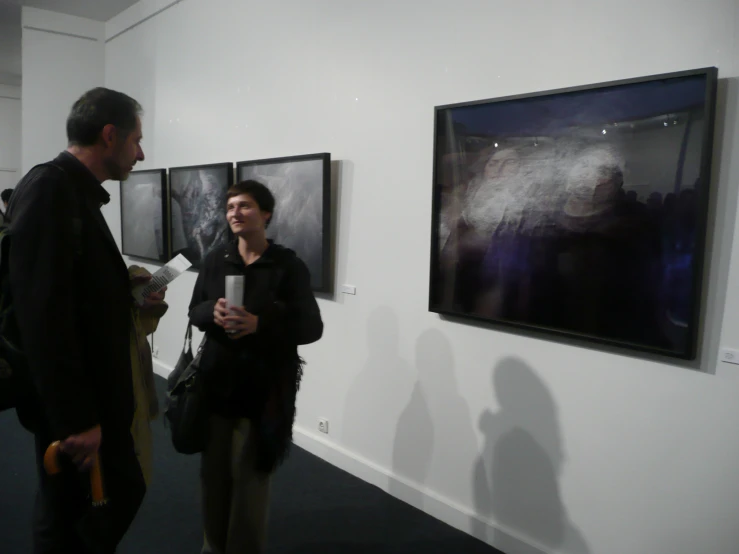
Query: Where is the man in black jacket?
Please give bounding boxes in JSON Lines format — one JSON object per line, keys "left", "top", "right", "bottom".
{"left": 8, "top": 87, "right": 152, "bottom": 553}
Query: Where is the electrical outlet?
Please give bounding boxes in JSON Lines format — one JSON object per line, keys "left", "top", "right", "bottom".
{"left": 340, "top": 284, "right": 357, "bottom": 295}
{"left": 318, "top": 418, "right": 329, "bottom": 434}
{"left": 721, "top": 347, "right": 739, "bottom": 365}
{"left": 152, "top": 347, "right": 159, "bottom": 358}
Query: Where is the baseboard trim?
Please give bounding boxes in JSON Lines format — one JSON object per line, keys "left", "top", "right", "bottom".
{"left": 292, "top": 426, "right": 549, "bottom": 554}
{"left": 152, "top": 358, "right": 173, "bottom": 379}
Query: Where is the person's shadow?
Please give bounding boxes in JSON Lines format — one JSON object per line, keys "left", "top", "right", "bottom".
{"left": 342, "top": 306, "right": 416, "bottom": 470}
{"left": 392, "top": 328, "right": 478, "bottom": 512}
{"left": 473, "top": 357, "right": 590, "bottom": 554}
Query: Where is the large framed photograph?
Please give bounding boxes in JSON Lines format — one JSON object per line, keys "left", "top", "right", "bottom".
{"left": 120, "top": 168, "right": 168, "bottom": 262}
{"left": 236, "top": 153, "right": 331, "bottom": 292}
{"left": 430, "top": 67, "right": 718, "bottom": 359}
{"left": 169, "top": 162, "right": 234, "bottom": 269}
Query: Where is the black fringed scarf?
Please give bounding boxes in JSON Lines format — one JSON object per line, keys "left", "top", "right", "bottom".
{"left": 252, "top": 351, "right": 305, "bottom": 474}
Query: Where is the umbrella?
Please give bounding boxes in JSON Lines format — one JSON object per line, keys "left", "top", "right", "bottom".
{"left": 43, "top": 440, "right": 118, "bottom": 554}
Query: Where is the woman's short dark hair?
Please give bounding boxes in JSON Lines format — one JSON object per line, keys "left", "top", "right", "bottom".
{"left": 1, "top": 189, "right": 12, "bottom": 204}
{"left": 227, "top": 180, "right": 275, "bottom": 227}
{"left": 66, "top": 87, "right": 142, "bottom": 147}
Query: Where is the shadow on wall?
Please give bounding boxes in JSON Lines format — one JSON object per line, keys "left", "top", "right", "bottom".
{"left": 342, "top": 306, "right": 416, "bottom": 471}
{"left": 473, "top": 357, "right": 590, "bottom": 554}
{"left": 697, "top": 77, "right": 739, "bottom": 375}
{"left": 392, "top": 328, "right": 479, "bottom": 512}
{"left": 390, "top": 330, "right": 434, "bottom": 509}
{"left": 316, "top": 159, "right": 354, "bottom": 304}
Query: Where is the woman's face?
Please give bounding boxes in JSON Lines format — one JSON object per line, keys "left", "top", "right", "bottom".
{"left": 226, "top": 193, "right": 271, "bottom": 236}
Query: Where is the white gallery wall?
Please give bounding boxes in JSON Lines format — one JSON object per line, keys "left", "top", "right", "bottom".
{"left": 21, "top": 7, "right": 104, "bottom": 174}
{"left": 100, "top": 1, "right": 739, "bottom": 553}
{"left": 0, "top": 84, "right": 21, "bottom": 191}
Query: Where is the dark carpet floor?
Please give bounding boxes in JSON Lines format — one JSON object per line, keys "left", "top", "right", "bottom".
{"left": 1, "top": 376, "right": 501, "bottom": 553}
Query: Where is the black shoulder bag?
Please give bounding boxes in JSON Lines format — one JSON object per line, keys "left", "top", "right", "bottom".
{"left": 164, "top": 323, "right": 209, "bottom": 455}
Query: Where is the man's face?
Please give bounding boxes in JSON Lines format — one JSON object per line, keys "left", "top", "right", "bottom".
{"left": 105, "top": 116, "right": 145, "bottom": 181}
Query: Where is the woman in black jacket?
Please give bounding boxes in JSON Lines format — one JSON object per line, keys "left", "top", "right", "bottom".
{"left": 188, "top": 179, "right": 323, "bottom": 554}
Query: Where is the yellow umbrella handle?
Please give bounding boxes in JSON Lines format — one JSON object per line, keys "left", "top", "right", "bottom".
{"left": 89, "top": 452, "right": 107, "bottom": 505}
{"left": 43, "top": 441, "right": 62, "bottom": 475}
{"left": 43, "top": 440, "right": 108, "bottom": 505}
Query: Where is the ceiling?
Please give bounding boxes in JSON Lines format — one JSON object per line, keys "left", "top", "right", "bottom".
{"left": 0, "top": 0, "right": 138, "bottom": 22}
{"left": 0, "top": 0, "right": 138, "bottom": 87}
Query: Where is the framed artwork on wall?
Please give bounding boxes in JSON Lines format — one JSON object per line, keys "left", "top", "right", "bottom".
{"left": 120, "top": 168, "right": 169, "bottom": 262}
{"left": 169, "top": 162, "right": 234, "bottom": 269}
{"left": 236, "top": 153, "right": 332, "bottom": 293}
{"left": 429, "top": 67, "right": 718, "bottom": 359}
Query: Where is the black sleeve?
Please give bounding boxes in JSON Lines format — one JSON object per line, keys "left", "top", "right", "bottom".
{"left": 188, "top": 255, "right": 219, "bottom": 333}
{"left": 258, "top": 257, "right": 323, "bottom": 346}
{"left": 8, "top": 168, "right": 98, "bottom": 439}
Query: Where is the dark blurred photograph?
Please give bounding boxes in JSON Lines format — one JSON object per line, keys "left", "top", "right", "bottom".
{"left": 120, "top": 169, "right": 168, "bottom": 262}
{"left": 170, "top": 163, "right": 233, "bottom": 269}
{"left": 430, "top": 69, "right": 717, "bottom": 358}
{"left": 237, "top": 153, "right": 331, "bottom": 292}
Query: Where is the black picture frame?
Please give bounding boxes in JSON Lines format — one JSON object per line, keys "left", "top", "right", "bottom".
{"left": 429, "top": 67, "right": 718, "bottom": 360}
{"left": 168, "top": 162, "right": 234, "bottom": 270}
{"left": 120, "top": 168, "right": 169, "bottom": 262}
{"left": 236, "top": 153, "right": 332, "bottom": 293}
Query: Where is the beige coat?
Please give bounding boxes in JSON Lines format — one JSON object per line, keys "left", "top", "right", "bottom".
{"left": 128, "top": 265, "right": 168, "bottom": 486}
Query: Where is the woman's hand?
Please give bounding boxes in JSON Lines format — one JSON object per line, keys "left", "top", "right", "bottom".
{"left": 213, "top": 299, "right": 230, "bottom": 328}
{"left": 223, "top": 306, "right": 259, "bottom": 339}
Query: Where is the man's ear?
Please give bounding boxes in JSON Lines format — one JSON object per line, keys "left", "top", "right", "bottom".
{"left": 100, "top": 124, "right": 117, "bottom": 148}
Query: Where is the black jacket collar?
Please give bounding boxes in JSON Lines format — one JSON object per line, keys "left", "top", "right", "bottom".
{"left": 54, "top": 151, "right": 111, "bottom": 207}
{"left": 224, "top": 239, "right": 285, "bottom": 268}
{"left": 53, "top": 151, "right": 128, "bottom": 280}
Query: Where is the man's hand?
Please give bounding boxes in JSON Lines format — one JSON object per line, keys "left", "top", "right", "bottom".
{"left": 224, "top": 306, "right": 259, "bottom": 339}
{"left": 59, "top": 425, "right": 101, "bottom": 472}
{"left": 142, "top": 286, "right": 167, "bottom": 308}
{"left": 130, "top": 272, "right": 167, "bottom": 308}
{"left": 130, "top": 271, "right": 152, "bottom": 289}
